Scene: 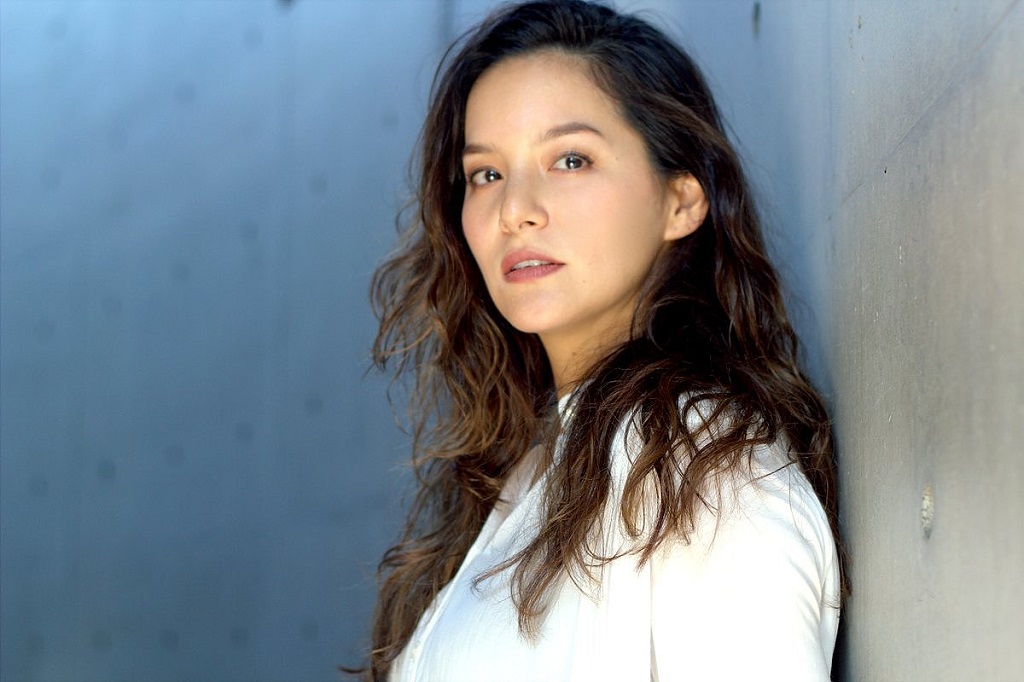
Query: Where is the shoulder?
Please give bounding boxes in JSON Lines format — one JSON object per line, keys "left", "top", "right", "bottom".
{"left": 576, "top": 393, "right": 840, "bottom": 677}
{"left": 634, "top": 409, "right": 841, "bottom": 679}
{"left": 608, "top": 395, "right": 837, "bottom": 588}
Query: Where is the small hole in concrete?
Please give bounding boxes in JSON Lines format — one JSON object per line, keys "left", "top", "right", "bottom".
{"left": 920, "top": 483, "right": 935, "bottom": 538}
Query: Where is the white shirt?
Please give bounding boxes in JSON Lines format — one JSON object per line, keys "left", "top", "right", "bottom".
{"left": 391, "top": 399, "right": 841, "bottom": 681}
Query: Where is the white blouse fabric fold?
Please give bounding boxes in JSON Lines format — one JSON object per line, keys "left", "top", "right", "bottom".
{"left": 390, "top": 402, "right": 841, "bottom": 681}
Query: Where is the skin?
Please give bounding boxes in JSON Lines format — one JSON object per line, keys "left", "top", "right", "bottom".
{"left": 461, "top": 50, "right": 708, "bottom": 395}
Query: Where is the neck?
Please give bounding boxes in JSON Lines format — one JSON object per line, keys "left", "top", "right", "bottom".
{"left": 545, "top": 335, "right": 624, "bottom": 398}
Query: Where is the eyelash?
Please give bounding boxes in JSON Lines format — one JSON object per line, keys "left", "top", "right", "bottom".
{"left": 552, "top": 151, "right": 592, "bottom": 171}
{"left": 468, "top": 168, "right": 502, "bottom": 186}
{"left": 465, "top": 151, "right": 593, "bottom": 187}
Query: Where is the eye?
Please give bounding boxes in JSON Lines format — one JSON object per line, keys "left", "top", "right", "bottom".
{"left": 468, "top": 168, "right": 502, "bottom": 186}
{"left": 552, "top": 152, "right": 591, "bottom": 171}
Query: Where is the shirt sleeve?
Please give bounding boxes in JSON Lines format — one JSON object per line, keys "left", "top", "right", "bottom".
{"left": 649, "top": 449, "right": 840, "bottom": 681}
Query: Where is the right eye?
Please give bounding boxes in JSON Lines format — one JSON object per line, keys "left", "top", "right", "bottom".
{"left": 468, "top": 168, "right": 502, "bottom": 186}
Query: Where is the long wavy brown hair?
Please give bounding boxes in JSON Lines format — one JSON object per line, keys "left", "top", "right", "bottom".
{"left": 357, "top": 1, "right": 844, "bottom": 679}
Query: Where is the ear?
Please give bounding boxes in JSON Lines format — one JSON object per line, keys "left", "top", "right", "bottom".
{"left": 663, "top": 173, "right": 709, "bottom": 242}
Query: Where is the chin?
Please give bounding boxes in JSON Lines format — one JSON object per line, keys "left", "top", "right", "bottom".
{"left": 506, "top": 321, "right": 546, "bottom": 336}
{"left": 492, "top": 305, "right": 544, "bottom": 333}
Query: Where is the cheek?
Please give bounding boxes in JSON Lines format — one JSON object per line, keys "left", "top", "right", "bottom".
{"left": 460, "top": 204, "right": 478, "bottom": 250}
{"left": 461, "top": 203, "right": 493, "bottom": 262}
{"left": 460, "top": 227, "right": 489, "bottom": 282}
{"left": 460, "top": 222, "right": 479, "bottom": 260}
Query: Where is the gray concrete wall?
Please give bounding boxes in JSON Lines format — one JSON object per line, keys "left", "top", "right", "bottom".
{"left": 680, "top": 1, "right": 1024, "bottom": 680}
{"left": 3, "top": 1, "right": 1021, "bottom": 681}
{"left": 1, "top": 1, "right": 442, "bottom": 679}
{"left": 828, "top": 2, "right": 1024, "bottom": 680}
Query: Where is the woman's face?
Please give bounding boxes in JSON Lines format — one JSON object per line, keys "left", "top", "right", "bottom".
{"left": 461, "top": 51, "right": 703, "bottom": 386}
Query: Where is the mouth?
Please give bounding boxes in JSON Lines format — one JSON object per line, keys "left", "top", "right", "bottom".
{"left": 501, "top": 250, "right": 564, "bottom": 283}
{"left": 508, "top": 259, "right": 556, "bottom": 273}
{"left": 501, "top": 250, "right": 562, "bottom": 276}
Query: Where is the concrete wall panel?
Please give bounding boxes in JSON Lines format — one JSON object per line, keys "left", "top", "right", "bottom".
{"left": 831, "top": 0, "right": 1017, "bottom": 201}
{"left": 1, "top": 1, "right": 439, "bottom": 679}
{"left": 832, "top": 4, "right": 1024, "bottom": 680}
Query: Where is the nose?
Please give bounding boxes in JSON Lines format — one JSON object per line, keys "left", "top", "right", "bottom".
{"left": 498, "top": 174, "right": 548, "bottom": 233}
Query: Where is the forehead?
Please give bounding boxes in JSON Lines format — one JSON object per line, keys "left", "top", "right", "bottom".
{"left": 464, "top": 51, "right": 622, "bottom": 138}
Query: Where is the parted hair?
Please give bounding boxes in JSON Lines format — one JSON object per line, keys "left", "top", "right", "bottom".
{"left": 358, "top": 1, "right": 843, "bottom": 679}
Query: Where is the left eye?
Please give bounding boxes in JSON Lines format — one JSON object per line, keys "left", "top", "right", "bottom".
{"left": 553, "top": 153, "right": 590, "bottom": 171}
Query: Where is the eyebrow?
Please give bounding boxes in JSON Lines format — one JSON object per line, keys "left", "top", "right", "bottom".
{"left": 462, "top": 121, "right": 604, "bottom": 157}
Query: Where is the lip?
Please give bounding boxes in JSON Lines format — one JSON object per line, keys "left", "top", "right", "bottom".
{"left": 501, "top": 249, "right": 564, "bottom": 282}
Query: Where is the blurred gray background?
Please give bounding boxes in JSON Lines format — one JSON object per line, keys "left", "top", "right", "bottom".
{"left": 2, "top": 1, "right": 1021, "bottom": 681}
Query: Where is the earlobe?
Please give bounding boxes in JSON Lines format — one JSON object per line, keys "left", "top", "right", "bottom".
{"left": 663, "top": 173, "right": 709, "bottom": 241}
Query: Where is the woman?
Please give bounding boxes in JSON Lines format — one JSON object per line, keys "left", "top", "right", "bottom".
{"left": 360, "top": 1, "right": 844, "bottom": 679}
